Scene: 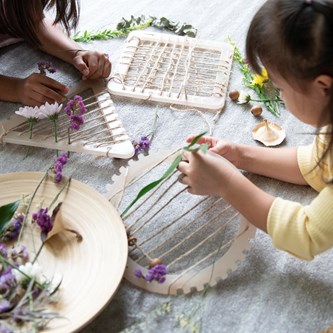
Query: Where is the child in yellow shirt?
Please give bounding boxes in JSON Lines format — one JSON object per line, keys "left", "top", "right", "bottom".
{"left": 0, "top": 0, "right": 111, "bottom": 106}
{"left": 178, "top": 0, "right": 333, "bottom": 260}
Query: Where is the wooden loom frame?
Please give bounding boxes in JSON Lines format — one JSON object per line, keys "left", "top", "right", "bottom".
{"left": 108, "top": 31, "right": 234, "bottom": 111}
{"left": 106, "top": 149, "right": 256, "bottom": 295}
{"left": 0, "top": 80, "right": 134, "bottom": 159}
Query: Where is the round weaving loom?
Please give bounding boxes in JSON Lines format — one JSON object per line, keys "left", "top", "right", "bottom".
{"left": 105, "top": 149, "right": 256, "bottom": 295}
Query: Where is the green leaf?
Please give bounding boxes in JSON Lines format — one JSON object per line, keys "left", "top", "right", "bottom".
{"left": 121, "top": 154, "right": 182, "bottom": 218}
{"left": 184, "top": 132, "right": 207, "bottom": 150}
{"left": 120, "top": 132, "right": 207, "bottom": 219}
{"left": 0, "top": 200, "right": 20, "bottom": 233}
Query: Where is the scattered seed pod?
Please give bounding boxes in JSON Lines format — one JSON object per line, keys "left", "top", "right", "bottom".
{"left": 229, "top": 90, "right": 240, "bottom": 101}
{"left": 128, "top": 236, "right": 137, "bottom": 247}
{"left": 251, "top": 105, "right": 263, "bottom": 117}
{"left": 149, "top": 258, "right": 163, "bottom": 268}
{"left": 252, "top": 119, "right": 286, "bottom": 146}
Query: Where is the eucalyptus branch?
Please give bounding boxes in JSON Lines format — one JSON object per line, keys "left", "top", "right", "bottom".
{"left": 74, "top": 15, "right": 197, "bottom": 42}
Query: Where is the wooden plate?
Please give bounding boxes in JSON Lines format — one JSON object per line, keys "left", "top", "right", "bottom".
{"left": 0, "top": 172, "right": 128, "bottom": 333}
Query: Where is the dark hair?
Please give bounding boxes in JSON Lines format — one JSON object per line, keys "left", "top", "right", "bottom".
{"left": 0, "top": 0, "right": 80, "bottom": 46}
{"left": 246, "top": 0, "right": 333, "bottom": 169}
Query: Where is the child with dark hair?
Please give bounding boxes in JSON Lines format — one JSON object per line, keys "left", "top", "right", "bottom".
{"left": 178, "top": 0, "right": 333, "bottom": 260}
{"left": 0, "top": 0, "right": 111, "bottom": 106}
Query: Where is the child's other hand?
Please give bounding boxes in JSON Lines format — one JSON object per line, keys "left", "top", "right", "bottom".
{"left": 17, "top": 73, "right": 69, "bottom": 106}
{"left": 186, "top": 135, "right": 241, "bottom": 168}
{"left": 72, "top": 51, "right": 111, "bottom": 80}
{"left": 178, "top": 150, "right": 237, "bottom": 196}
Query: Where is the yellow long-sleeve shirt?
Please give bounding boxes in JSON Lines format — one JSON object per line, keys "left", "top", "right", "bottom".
{"left": 267, "top": 130, "right": 333, "bottom": 260}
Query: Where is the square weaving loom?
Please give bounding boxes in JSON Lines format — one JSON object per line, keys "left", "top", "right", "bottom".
{"left": 108, "top": 31, "right": 234, "bottom": 110}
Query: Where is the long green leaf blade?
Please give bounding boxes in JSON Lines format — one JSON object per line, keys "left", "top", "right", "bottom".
{"left": 184, "top": 132, "right": 207, "bottom": 150}
{"left": 121, "top": 154, "right": 182, "bottom": 218}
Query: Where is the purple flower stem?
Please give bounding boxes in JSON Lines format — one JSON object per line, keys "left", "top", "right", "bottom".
{"left": 149, "top": 110, "right": 159, "bottom": 142}
{"left": 67, "top": 128, "right": 71, "bottom": 145}
{"left": 32, "top": 242, "right": 45, "bottom": 264}
{"left": 18, "top": 171, "right": 49, "bottom": 243}
{"left": 48, "top": 176, "right": 72, "bottom": 210}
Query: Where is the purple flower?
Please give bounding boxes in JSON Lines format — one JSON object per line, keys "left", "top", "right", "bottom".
{"left": 134, "top": 264, "right": 167, "bottom": 284}
{"left": 54, "top": 172, "right": 62, "bottom": 183}
{"left": 64, "top": 95, "right": 86, "bottom": 131}
{"left": 134, "top": 268, "right": 143, "bottom": 278}
{"left": 53, "top": 152, "right": 68, "bottom": 183}
{"left": 32, "top": 208, "right": 53, "bottom": 238}
{"left": 132, "top": 135, "right": 152, "bottom": 155}
{"left": 0, "top": 245, "right": 7, "bottom": 259}
{"left": 139, "top": 136, "right": 151, "bottom": 149}
{"left": 69, "top": 114, "right": 84, "bottom": 131}
{"left": 57, "top": 153, "right": 68, "bottom": 165}
{"left": 0, "top": 323, "right": 11, "bottom": 333}
{"left": 0, "top": 214, "right": 24, "bottom": 242}
{"left": 8, "top": 245, "right": 29, "bottom": 266}
{"left": 0, "top": 244, "right": 8, "bottom": 259}
{"left": 12, "top": 306, "right": 25, "bottom": 323}
{"left": 0, "top": 267, "right": 16, "bottom": 293}
{"left": 146, "top": 264, "right": 167, "bottom": 283}
{"left": 37, "top": 61, "right": 56, "bottom": 75}
{"left": 64, "top": 99, "right": 74, "bottom": 116}
{"left": 0, "top": 300, "right": 11, "bottom": 313}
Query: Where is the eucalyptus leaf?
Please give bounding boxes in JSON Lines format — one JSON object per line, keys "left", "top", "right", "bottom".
{"left": 0, "top": 200, "right": 20, "bottom": 233}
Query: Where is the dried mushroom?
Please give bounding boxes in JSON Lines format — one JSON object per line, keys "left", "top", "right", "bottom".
{"left": 252, "top": 119, "right": 286, "bottom": 146}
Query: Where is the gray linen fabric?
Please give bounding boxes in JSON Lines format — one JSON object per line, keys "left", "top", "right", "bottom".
{"left": 0, "top": 1, "right": 332, "bottom": 332}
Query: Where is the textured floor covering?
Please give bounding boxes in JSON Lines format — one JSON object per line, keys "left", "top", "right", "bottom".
{"left": 0, "top": 0, "right": 333, "bottom": 332}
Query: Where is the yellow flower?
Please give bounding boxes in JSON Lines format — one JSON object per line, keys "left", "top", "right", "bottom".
{"left": 251, "top": 67, "right": 269, "bottom": 87}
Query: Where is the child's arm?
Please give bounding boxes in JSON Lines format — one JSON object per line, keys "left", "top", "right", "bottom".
{"left": 186, "top": 135, "right": 307, "bottom": 185}
{"left": 178, "top": 149, "right": 333, "bottom": 260}
{"left": 37, "top": 17, "right": 111, "bottom": 80}
{"left": 0, "top": 74, "right": 68, "bottom": 106}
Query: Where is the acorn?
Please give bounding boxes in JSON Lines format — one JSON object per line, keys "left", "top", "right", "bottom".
{"left": 149, "top": 258, "right": 163, "bottom": 268}
{"left": 228, "top": 90, "right": 240, "bottom": 101}
{"left": 251, "top": 105, "right": 263, "bottom": 117}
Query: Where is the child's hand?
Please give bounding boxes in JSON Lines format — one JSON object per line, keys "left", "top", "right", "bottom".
{"left": 72, "top": 50, "right": 111, "bottom": 80}
{"left": 178, "top": 150, "right": 238, "bottom": 197}
{"left": 186, "top": 135, "right": 241, "bottom": 168}
{"left": 17, "top": 73, "right": 69, "bottom": 106}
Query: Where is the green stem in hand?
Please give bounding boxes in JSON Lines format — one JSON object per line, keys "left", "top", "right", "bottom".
{"left": 120, "top": 132, "right": 207, "bottom": 219}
